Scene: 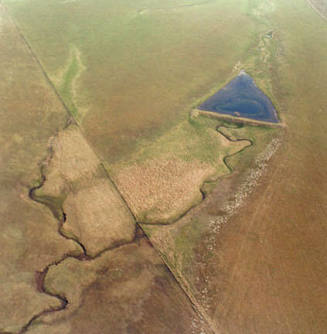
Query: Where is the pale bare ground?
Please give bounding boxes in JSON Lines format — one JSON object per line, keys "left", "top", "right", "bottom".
{"left": 36, "top": 125, "right": 135, "bottom": 257}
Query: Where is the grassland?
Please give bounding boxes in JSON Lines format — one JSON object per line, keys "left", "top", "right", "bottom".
{"left": 0, "top": 4, "right": 81, "bottom": 331}
{"left": 109, "top": 115, "right": 250, "bottom": 223}
{"left": 4, "top": 0, "right": 267, "bottom": 161}
{"left": 0, "top": 1, "right": 227, "bottom": 332}
{"left": 308, "top": 0, "right": 327, "bottom": 19}
{"left": 142, "top": 0, "right": 327, "bottom": 333}
{"left": 3, "top": 0, "right": 283, "bottom": 225}
{"left": 32, "top": 125, "right": 136, "bottom": 257}
{"left": 1, "top": 0, "right": 326, "bottom": 333}
{"left": 55, "top": 47, "right": 85, "bottom": 120}
{"left": 26, "top": 239, "right": 210, "bottom": 334}
{"left": 3, "top": 0, "right": 281, "bottom": 224}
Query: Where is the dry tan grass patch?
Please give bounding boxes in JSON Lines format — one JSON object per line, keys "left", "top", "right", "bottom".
{"left": 40, "top": 125, "right": 99, "bottom": 197}
{"left": 35, "top": 125, "right": 136, "bottom": 255}
{"left": 110, "top": 118, "right": 250, "bottom": 224}
{"left": 115, "top": 158, "right": 217, "bottom": 224}
{"left": 63, "top": 179, "right": 135, "bottom": 257}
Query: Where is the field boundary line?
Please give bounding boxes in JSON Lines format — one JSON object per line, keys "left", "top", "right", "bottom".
{"left": 2, "top": 4, "right": 219, "bottom": 333}
{"left": 306, "top": 0, "right": 327, "bottom": 21}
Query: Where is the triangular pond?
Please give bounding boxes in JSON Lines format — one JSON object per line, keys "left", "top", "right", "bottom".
{"left": 198, "top": 71, "right": 279, "bottom": 123}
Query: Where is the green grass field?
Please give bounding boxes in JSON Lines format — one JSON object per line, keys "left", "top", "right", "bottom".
{"left": 3, "top": 0, "right": 283, "bottom": 225}
{"left": 4, "top": 0, "right": 272, "bottom": 162}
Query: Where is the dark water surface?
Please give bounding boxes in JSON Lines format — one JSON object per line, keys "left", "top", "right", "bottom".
{"left": 199, "top": 71, "right": 279, "bottom": 123}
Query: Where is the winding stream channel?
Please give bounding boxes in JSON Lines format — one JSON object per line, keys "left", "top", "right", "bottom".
{"left": 21, "top": 120, "right": 254, "bottom": 333}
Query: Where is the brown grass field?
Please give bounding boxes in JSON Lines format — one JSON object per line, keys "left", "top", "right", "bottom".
{"left": 1, "top": 0, "right": 327, "bottom": 333}
{"left": 33, "top": 125, "right": 136, "bottom": 257}
{"left": 109, "top": 117, "right": 249, "bottom": 223}
{"left": 0, "top": 2, "right": 213, "bottom": 333}
{"left": 143, "top": 1, "right": 327, "bottom": 333}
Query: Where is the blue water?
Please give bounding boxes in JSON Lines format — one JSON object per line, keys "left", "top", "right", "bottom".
{"left": 198, "top": 72, "right": 279, "bottom": 123}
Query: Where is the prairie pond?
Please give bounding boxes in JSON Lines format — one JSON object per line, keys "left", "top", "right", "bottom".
{"left": 199, "top": 71, "right": 279, "bottom": 123}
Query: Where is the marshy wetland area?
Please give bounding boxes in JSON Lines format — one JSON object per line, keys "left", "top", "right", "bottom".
{"left": 0, "top": 0, "right": 326, "bottom": 333}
